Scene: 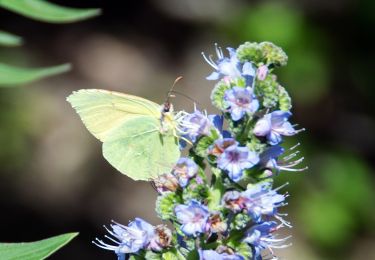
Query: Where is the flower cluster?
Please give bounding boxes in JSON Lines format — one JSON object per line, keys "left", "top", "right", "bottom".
{"left": 95, "top": 41, "right": 306, "bottom": 259}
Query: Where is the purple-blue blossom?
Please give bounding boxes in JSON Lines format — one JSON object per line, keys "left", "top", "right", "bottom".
{"left": 173, "top": 157, "right": 198, "bottom": 187}
{"left": 93, "top": 218, "right": 155, "bottom": 258}
{"left": 242, "top": 183, "right": 289, "bottom": 226}
{"left": 260, "top": 144, "right": 307, "bottom": 173}
{"left": 209, "top": 138, "right": 238, "bottom": 157}
{"left": 243, "top": 221, "right": 291, "bottom": 259}
{"left": 181, "top": 109, "right": 212, "bottom": 142}
{"left": 175, "top": 200, "right": 210, "bottom": 236}
{"left": 253, "top": 110, "right": 302, "bottom": 145}
{"left": 202, "top": 45, "right": 256, "bottom": 86}
{"left": 222, "top": 190, "right": 246, "bottom": 213}
{"left": 224, "top": 87, "right": 259, "bottom": 121}
{"left": 217, "top": 144, "right": 259, "bottom": 182}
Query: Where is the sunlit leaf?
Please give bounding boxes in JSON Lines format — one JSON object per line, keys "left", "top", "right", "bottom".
{"left": 0, "top": 0, "right": 100, "bottom": 23}
{"left": 0, "top": 232, "right": 78, "bottom": 260}
{"left": 0, "top": 63, "right": 71, "bottom": 86}
{"left": 0, "top": 30, "right": 23, "bottom": 47}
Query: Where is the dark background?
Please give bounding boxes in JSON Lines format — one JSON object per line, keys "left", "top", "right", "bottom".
{"left": 0, "top": 0, "right": 374, "bottom": 259}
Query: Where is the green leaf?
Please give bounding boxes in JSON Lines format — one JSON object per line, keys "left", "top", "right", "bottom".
{"left": 0, "top": 232, "right": 78, "bottom": 260}
{"left": 0, "top": 0, "right": 101, "bottom": 23}
{"left": 0, "top": 63, "right": 71, "bottom": 86}
{"left": 0, "top": 30, "right": 23, "bottom": 47}
{"left": 162, "top": 248, "right": 185, "bottom": 260}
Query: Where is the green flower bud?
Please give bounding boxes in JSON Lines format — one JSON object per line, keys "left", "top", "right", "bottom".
{"left": 259, "top": 41, "right": 288, "bottom": 67}
{"left": 231, "top": 213, "right": 251, "bottom": 230}
{"left": 194, "top": 135, "right": 216, "bottom": 158}
{"left": 254, "top": 74, "right": 292, "bottom": 111}
{"left": 246, "top": 135, "right": 267, "bottom": 154}
{"left": 228, "top": 118, "right": 246, "bottom": 138}
{"left": 211, "top": 80, "right": 231, "bottom": 110}
{"left": 255, "top": 75, "right": 279, "bottom": 109}
{"left": 156, "top": 192, "right": 180, "bottom": 221}
{"left": 236, "top": 42, "right": 263, "bottom": 64}
{"left": 278, "top": 85, "right": 292, "bottom": 111}
{"left": 182, "top": 181, "right": 209, "bottom": 202}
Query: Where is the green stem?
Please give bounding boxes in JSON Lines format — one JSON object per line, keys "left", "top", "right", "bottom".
{"left": 238, "top": 117, "right": 252, "bottom": 144}
{"left": 207, "top": 168, "right": 224, "bottom": 211}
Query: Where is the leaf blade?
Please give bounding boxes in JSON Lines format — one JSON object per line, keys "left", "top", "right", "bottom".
{"left": 0, "top": 0, "right": 100, "bottom": 23}
{"left": 0, "top": 63, "right": 71, "bottom": 87}
{"left": 0, "top": 30, "right": 23, "bottom": 47}
{"left": 0, "top": 232, "right": 78, "bottom": 260}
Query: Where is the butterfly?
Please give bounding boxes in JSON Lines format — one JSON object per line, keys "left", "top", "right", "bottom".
{"left": 67, "top": 86, "right": 186, "bottom": 181}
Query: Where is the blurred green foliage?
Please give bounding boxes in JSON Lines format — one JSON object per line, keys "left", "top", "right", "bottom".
{"left": 0, "top": 232, "right": 78, "bottom": 260}
{"left": 0, "top": 0, "right": 100, "bottom": 23}
{"left": 0, "top": 30, "right": 23, "bottom": 47}
{"left": 0, "top": 0, "right": 100, "bottom": 87}
{"left": 227, "top": 2, "right": 329, "bottom": 105}
{"left": 299, "top": 153, "right": 375, "bottom": 250}
{"left": 0, "top": 63, "right": 71, "bottom": 86}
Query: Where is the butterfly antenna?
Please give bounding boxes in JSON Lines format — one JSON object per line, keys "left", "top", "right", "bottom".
{"left": 169, "top": 90, "right": 200, "bottom": 106}
{"left": 166, "top": 76, "right": 183, "bottom": 103}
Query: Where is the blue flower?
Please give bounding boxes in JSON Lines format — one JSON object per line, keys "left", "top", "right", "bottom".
{"left": 242, "top": 183, "right": 290, "bottom": 226}
{"left": 217, "top": 144, "right": 259, "bottom": 182}
{"left": 253, "top": 111, "right": 301, "bottom": 145}
{"left": 259, "top": 144, "right": 307, "bottom": 174}
{"left": 93, "top": 218, "right": 155, "bottom": 257}
{"left": 173, "top": 157, "right": 199, "bottom": 187}
{"left": 202, "top": 44, "right": 255, "bottom": 86}
{"left": 222, "top": 190, "right": 247, "bottom": 213}
{"left": 175, "top": 200, "right": 210, "bottom": 236}
{"left": 208, "top": 114, "right": 231, "bottom": 138}
{"left": 243, "top": 221, "right": 291, "bottom": 259}
{"left": 209, "top": 138, "right": 238, "bottom": 157}
{"left": 224, "top": 87, "right": 259, "bottom": 121}
{"left": 199, "top": 249, "right": 244, "bottom": 260}
{"left": 208, "top": 114, "right": 223, "bottom": 133}
{"left": 181, "top": 110, "right": 212, "bottom": 142}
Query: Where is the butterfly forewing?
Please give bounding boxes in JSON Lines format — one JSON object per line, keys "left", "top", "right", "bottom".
{"left": 67, "top": 89, "right": 161, "bottom": 142}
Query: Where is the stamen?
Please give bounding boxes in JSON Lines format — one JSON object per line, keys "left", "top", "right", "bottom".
{"left": 279, "top": 166, "right": 308, "bottom": 172}
{"left": 201, "top": 52, "right": 218, "bottom": 69}
{"left": 283, "top": 157, "right": 304, "bottom": 167}
{"left": 283, "top": 151, "right": 300, "bottom": 161}
{"left": 289, "top": 143, "right": 300, "bottom": 150}
{"left": 105, "top": 235, "right": 121, "bottom": 244}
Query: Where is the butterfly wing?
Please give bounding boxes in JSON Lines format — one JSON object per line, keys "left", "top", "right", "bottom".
{"left": 103, "top": 116, "right": 180, "bottom": 180}
{"left": 67, "top": 89, "right": 161, "bottom": 142}
{"left": 67, "top": 89, "right": 180, "bottom": 180}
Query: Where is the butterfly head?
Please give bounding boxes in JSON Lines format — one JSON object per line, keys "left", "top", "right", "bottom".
{"left": 162, "top": 101, "right": 173, "bottom": 113}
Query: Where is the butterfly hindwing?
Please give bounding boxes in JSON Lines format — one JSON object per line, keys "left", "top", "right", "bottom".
{"left": 102, "top": 116, "right": 180, "bottom": 181}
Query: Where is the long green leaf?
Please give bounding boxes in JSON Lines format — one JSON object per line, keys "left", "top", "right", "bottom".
{"left": 0, "top": 30, "right": 23, "bottom": 47}
{"left": 0, "top": 232, "right": 78, "bottom": 260}
{"left": 0, "top": 63, "right": 71, "bottom": 86}
{"left": 0, "top": 0, "right": 100, "bottom": 23}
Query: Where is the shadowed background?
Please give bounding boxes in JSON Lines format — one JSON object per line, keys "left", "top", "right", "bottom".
{"left": 0, "top": 0, "right": 374, "bottom": 259}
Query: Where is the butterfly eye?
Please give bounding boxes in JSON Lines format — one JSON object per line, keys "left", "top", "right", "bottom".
{"left": 163, "top": 102, "right": 171, "bottom": 113}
